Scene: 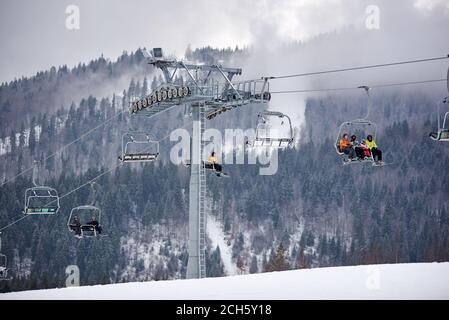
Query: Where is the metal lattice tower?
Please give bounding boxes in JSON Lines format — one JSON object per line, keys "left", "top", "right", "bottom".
{"left": 199, "top": 103, "right": 207, "bottom": 278}
{"left": 131, "top": 48, "right": 271, "bottom": 279}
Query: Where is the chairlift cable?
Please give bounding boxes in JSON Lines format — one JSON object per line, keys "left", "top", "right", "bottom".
{"left": 267, "top": 55, "right": 449, "bottom": 80}
{"left": 0, "top": 110, "right": 126, "bottom": 188}
{"left": 0, "top": 215, "right": 29, "bottom": 232}
{"left": 156, "top": 121, "right": 192, "bottom": 143}
{"left": 33, "top": 141, "right": 160, "bottom": 211}
{"left": 270, "top": 78, "right": 447, "bottom": 95}
{"left": 56, "top": 164, "right": 124, "bottom": 205}
{"left": 0, "top": 162, "right": 125, "bottom": 232}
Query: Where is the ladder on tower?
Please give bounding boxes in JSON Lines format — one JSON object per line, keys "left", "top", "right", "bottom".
{"left": 199, "top": 103, "right": 207, "bottom": 278}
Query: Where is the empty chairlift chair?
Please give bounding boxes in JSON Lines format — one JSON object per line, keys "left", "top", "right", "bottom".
{"left": 119, "top": 132, "right": 160, "bottom": 163}
{"left": 24, "top": 162, "right": 60, "bottom": 215}
{"left": 429, "top": 97, "right": 449, "bottom": 142}
{"left": 250, "top": 111, "right": 294, "bottom": 148}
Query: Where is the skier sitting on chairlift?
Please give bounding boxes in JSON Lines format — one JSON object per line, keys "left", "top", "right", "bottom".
{"left": 87, "top": 216, "right": 102, "bottom": 234}
{"left": 364, "top": 135, "right": 383, "bottom": 164}
{"left": 359, "top": 140, "right": 372, "bottom": 159}
{"left": 207, "top": 152, "right": 223, "bottom": 176}
{"left": 69, "top": 215, "right": 82, "bottom": 238}
{"left": 338, "top": 134, "right": 356, "bottom": 160}
{"left": 350, "top": 135, "right": 366, "bottom": 160}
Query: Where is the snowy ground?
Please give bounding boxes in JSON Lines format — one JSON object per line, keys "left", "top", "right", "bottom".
{"left": 1, "top": 262, "right": 449, "bottom": 300}
{"left": 206, "top": 214, "right": 238, "bottom": 276}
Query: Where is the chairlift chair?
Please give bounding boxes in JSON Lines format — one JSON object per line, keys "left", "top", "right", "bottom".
{"left": 67, "top": 205, "right": 103, "bottom": 238}
{"left": 335, "top": 86, "right": 386, "bottom": 166}
{"left": 0, "top": 254, "right": 10, "bottom": 281}
{"left": 0, "top": 235, "right": 10, "bottom": 281}
{"left": 119, "top": 132, "right": 160, "bottom": 163}
{"left": 335, "top": 119, "right": 379, "bottom": 165}
{"left": 429, "top": 97, "right": 449, "bottom": 142}
{"left": 24, "top": 162, "right": 60, "bottom": 215}
{"left": 249, "top": 111, "right": 294, "bottom": 148}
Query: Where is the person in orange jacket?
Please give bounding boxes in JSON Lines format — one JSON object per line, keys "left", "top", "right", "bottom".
{"left": 338, "top": 133, "right": 356, "bottom": 160}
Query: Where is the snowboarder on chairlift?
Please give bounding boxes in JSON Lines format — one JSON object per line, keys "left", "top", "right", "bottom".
{"left": 364, "top": 135, "right": 383, "bottom": 164}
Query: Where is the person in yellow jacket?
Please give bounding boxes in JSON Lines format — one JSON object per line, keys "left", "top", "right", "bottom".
{"left": 207, "top": 151, "right": 222, "bottom": 173}
{"left": 364, "top": 135, "right": 383, "bottom": 163}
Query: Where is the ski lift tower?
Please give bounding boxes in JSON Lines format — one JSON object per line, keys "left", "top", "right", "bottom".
{"left": 131, "top": 48, "right": 271, "bottom": 279}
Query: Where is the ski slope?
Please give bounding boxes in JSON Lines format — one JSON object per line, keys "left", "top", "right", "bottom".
{"left": 206, "top": 214, "right": 238, "bottom": 276}
{"left": 1, "top": 263, "right": 449, "bottom": 300}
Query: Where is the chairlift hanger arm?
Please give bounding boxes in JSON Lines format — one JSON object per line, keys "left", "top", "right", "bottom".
{"left": 358, "top": 85, "right": 370, "bottom": 94}
{"left": 89, "top": 182, "right": 97, "bottom": 207}
{"left": 442, "top": 111, "right": 449, "bottom": 130}
{"left": 32, "top": 161, "right": 39, "bottom": 187}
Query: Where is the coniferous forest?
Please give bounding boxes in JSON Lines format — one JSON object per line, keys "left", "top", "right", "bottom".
{"left": 1, "top": 46, "right": 448, "bottom": 293}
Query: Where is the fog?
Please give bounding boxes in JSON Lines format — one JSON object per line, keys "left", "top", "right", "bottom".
{"left": 234, "top": 0, "right": 449, "bottom": 138}
{"left": 1, "top": 0, "right": 448, "bottom": 137}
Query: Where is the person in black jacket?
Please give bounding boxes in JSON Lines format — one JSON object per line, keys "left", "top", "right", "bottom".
{"left": 70, "top": 215, "right": 82, "bottom": 237}
{"left": 87, "top": 216, "right": 102, "bottom": 235}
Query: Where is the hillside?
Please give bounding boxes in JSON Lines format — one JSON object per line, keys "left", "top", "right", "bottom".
{"left": 0, "top": 43, "right": 448, "bottom": 293}
{"left": 2, "top": 263, "right": 449, "bottom": 300}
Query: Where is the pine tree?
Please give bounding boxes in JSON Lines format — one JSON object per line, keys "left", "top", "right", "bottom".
{"left": 142, "top": 77, "right": 149, "bottom": 97}
{"left": 249, "top": 255, "right": 258, "bottom": 274}
{"left": 265, "top": 243, "right": 290, "bottom": 272}
{"left": 19, "top": 122, "right": 26, "bottom": 148}
{"left": 128, "top": 79, "right": 136, "bottom": 99}
{"left": 9, "top": 129, "right": 16, "bottom": 154}
{"left": 151, "top": 76, "right": 158, "bottom": 91}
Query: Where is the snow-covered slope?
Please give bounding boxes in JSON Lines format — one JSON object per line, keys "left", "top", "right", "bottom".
{"left": 206, "top": 214, "right": 238, "bottom": 276}
{"left": 2, "top": 263, "right": 449, "bottom": 300}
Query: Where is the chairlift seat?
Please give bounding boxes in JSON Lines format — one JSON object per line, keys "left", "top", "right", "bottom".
{"left": 67, "top": 205, "right": 103, "bottom": 238}
{"left": 250, "top": 111, "right": 294, "bottom": 149}
{"left": 429, "top": 129, "right": 449, "bottom": 142}
{"left": 253, "top": 137, "right": 293, "bottom": 148}
{"left": 120, "top": 132, "right": 160, "bottom": 163}
{"left": 119, "top": 152, "right": 159, "bottom": 162}
{"left": 24, "top": 186, "right": 60, "bottom": 215}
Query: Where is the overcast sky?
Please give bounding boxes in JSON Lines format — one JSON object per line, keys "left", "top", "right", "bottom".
{"left": 0, "top": 0, "right": 448, "bottom": 83}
